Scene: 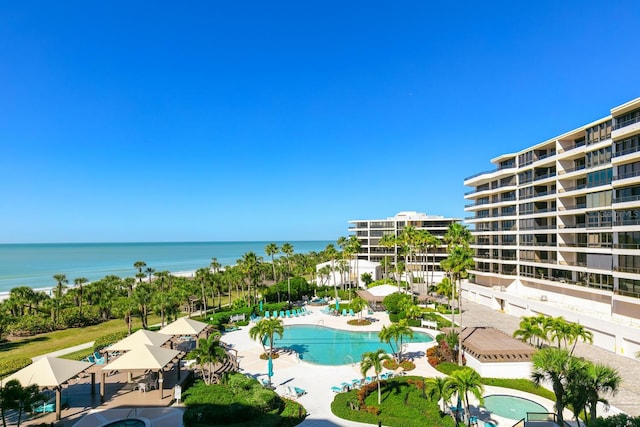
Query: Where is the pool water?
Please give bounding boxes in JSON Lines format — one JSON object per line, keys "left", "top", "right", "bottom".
{"left": 272, "top": 325, "right": 433, "bottom": 365}
{"left": 483, "top": 395, "right": 547, "bottom": 421}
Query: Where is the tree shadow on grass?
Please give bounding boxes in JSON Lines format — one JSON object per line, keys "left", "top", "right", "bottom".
{"left": 0, "top": 335, "right": 49, "bottom": 352}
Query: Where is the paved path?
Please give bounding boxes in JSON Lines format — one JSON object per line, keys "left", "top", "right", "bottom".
{"left": 32, "top": 341, "right": 95, "bottom": 361}
{"left": 460, "top": 299, "right": 640, "bottom": 417}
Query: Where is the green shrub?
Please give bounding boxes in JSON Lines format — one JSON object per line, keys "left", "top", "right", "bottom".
{"left": 407, "top": 318, "right": 421, "bottom": 327}
{"left": 382, "top": 293, "right": 412, "bottom": 314}
{"left": 7, "top": 315, "right": 54, "bottom": 336}
{"left": 435, "top": 362, "right": 463, "bottom": 375}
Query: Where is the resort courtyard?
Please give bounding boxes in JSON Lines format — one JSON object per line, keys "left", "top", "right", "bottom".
{"left": 18, "top": 297, "right": 640, "bottom": 426}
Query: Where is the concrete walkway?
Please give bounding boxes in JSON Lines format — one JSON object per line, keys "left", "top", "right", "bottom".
{"left": 33, "top": 341, "right": 95, "bottom": 361}
{"left": 460, "top": 299, "right": 640, "bottom": 417}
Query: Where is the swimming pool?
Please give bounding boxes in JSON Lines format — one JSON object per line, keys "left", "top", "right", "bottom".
{"left": 483, "top": 394, "right": 547, "bottom": 421}
{"left": 272, "top": 325, "right": 434, "bottom": 365}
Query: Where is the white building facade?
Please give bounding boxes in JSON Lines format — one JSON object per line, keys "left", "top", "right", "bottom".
{"left": 463, "top": 97, "right": 640, "bottom": 357}
{"left": 315, "top": 259, "right": 381, "bottom": 288}
{"left": 348, "top": 211, "right": 461, "bottom": 286}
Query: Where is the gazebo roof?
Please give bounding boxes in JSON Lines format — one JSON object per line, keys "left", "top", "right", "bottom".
{"left": 4, "top": 357, "right": 93, "bottom": 387}
{"left": 102, "top": 344, "right": 180, "bottom": 371}
{"left": 158, "top": 317, "right": 209, "bottom": 336}
{"left": 461, "top": 327, "right": 535, "bottom": 362}
{"left": 108, "top": 329, "right": 171, "bottom": 351}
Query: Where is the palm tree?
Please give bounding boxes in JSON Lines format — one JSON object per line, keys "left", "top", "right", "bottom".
{"left": 448, "top": 367, "right": 485, "bottom": 425}
{"left": 133, "top": 260, "right": 147, "bottom": 283}
{"left": 264, "top": 243, "right": 280, "bottom": 282}
{"left": 281, "top": 243, "right": 294, "bottom": 302}
{"left": 72, "top": 277, "right": 88, "bottom": 315}
{"left": 568, "top": 322, "right": 594, "bottom": 355}
{"left": 0, "top": 379, "right": 43, "bottom": 427}
{"left": 249, "top": 318, "right": 284, "bottom": 387}
{"left": 425, "top": 376, "right": 454, "bottom": 413}
{"left": 52, "top": 274, "right": 68, "bottom": 324}
{"left": 582, "top": 363, "right": 622, "bottom": 422}
{"left": 324, "top": 244, "right": 339, "bottom": 298}
{"left": 531, "top": 348, "right": 581, "bottom": 426}
{"left": 195, "top": 268, "right": 211, "bottom": 316}
{"left": 238, "top": 251, "right": 260, "bottom": 305}
{"left": 379, "top": 319, "right": 414, "bottom": 363}
{"left": 360, "top": 349, "right": 392, "bottom": 405}
{"left": 347, "top": 235, "right": 361, "bottom": 289}
{"left": 513, "top": 317, "right": 545, "bottom": 348}
{"left": 188, "top": 333, "right": 227, "bottom": 385}
{"left": 249, "top": 318, "right": 284, "bottom": 358}
{"left": 441, "top": 244, "right": 474, "bottom": 365}
{"left": 379, "top": 233, "right": 400, "bottom": 290}
{"left": 350, "top": 296, "right": 368, "bottom": 321}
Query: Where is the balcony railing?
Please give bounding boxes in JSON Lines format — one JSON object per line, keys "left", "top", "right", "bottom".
{"left": 534, "top": 172, "right": 557, "bottom": 181}
{"left": 614, "top": 243, "right": 640, "bottom": 249}
{"left": 614, "top": 115, "right": 640, "bottom": 130}
{"left": 613, "top": 194, "right": 640, "bottom": 204}
{"left": 614, "top": 219, "right": 640, "bottom": 226}
{"left": 613, "top": 146, "right": 640, "bottom": 158}
{"left": 615, "top": 170, "right": 640, "bottom": 180}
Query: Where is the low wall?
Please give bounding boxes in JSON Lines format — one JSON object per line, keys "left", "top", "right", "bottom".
{"left": 464, "top": 353, "right": 532, "bottom": 379}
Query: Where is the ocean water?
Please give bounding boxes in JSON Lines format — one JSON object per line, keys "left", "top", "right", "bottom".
{"left": 0, "top": 241, "right": 331, "bottom": 294}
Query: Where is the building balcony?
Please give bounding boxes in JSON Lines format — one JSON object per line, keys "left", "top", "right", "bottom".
{"left": 612, "top": 117, "right": 640, "bottom": 140}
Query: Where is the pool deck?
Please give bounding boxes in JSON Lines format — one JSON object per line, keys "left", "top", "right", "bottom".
{"left": 24, "top": 298, "right": 635, "bottom": 426}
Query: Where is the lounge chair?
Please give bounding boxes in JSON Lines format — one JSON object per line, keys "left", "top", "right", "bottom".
{"left": 341, "top": 309, "right": 347, "bottom": 316}
{"left": 364, "top": 376, "right": 373, "bottom": 384}
{"left": 285, "top": 310, "right": 291, "bottom": 318}
{"left": 93, "top": 352, "right": 106, "bottom": 365}
{"left": 469, "top": 416, "right": 478, "bottom": 426}
{"left": 482, "top": 422, "right": 496, "bottom": 427}
{"left": 280, "top": 310, "right": 285, "bottom": 318}
{"left": 351, "top": 378, "right": 362, "bottom": 388}
{"left": 348, "top": 309, "right": 355, "bottom": 316}
{"left": 293, "top": 386, "right": 306, "bottom": 396}
{"left": 331, "top": 385, "right": 343, "bottom": 393}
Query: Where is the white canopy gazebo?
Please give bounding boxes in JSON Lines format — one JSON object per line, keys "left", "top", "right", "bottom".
{"left": 4, "top": 357, "right": 94, "bottom": 421}
{"left": 158, "top": 317, "right": 209, "bottom": 337}
{"left": 100, "top": 344, "right": 181, "bottom": 401}
{"left": 107, "top": 329, "right": 171, "bottom": 352}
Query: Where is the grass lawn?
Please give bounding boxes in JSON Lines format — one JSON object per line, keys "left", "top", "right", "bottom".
{"left": 332, "top": 377, "right": 456, "bottom": 427}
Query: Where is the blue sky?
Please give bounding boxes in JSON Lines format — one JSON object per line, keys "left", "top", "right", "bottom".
{"left": 1, "top": 1, "right": 640, "bottom": 243}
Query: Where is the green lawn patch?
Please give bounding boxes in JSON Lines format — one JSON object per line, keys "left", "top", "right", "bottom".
{"left": 331, "top": 376, "right": 455, "bottom": 427}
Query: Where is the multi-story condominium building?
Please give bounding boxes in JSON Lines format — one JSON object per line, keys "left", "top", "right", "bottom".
{"left": 348, "top": 211, "right": 461, "bottom": 284}
{"left": 464, "top": 97, "right": 640, "bottom": 356}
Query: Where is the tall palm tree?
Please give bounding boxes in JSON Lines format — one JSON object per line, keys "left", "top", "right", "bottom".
{"left": 324, "top": 244, "right": 339, "bottom": 298}
{"left": 448, "top": 367, "right": 485, "bottom": 425}
{"left": 350, "top": 296, "right": 368, "bottom": 321}
{"left": 73, "top": 277, "right": 88, "bottom": 316}
{"left": 281, "top": 243, "right": 294, "bottom": 302}
{"left": 188, "top": 333, "right": 227, "bottom": 385}
{"left": 441, "top": 244, "right": 474, "bottom": 365}
{"left": 398, "top": 226, "right": 417, "bottom": 290}
{"left": 133, "top": 261, "right": 147, "bottom": 284}
{"left": 238, "top": 252, "right": 260, "bottom": 305}
{"left": 379, "top": 319, "right": 414, "bottom": 363}
{"left": 531, "top": 348, "right": 580, "bottom": 426}
{"left": 249, "top": 318, "right": 284, "bottom": 387}
{"left": 360, "top": 349, "right": 392, "bottom": 405}
{"left": 347, "top": 235, "right": 361, "bottom": 289}
{"left": 379, "top": 233, "right": 400, "bottom": 290}
{"left": 568, "top": 322, "right": 594, "bottom": 355}
{"left": 195, "top": 268, "right": 210, "bottom": 316}
{"left": 52, "top": 274, "right": 68, "bottom": 324}
{"left": 264, "top": 242, "right": 279, "bottom": 283}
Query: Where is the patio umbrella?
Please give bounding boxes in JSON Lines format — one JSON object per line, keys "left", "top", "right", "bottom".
{"left": 108, "top": 329, "right": 171, "bottom": 351}
{"left": 335, "top": 298, "right": 340, "bottom": 311}
{"left": 259, "top": 300, "right": 263, "bottom": 312}
{"left": 4, "top": 357, "right": 93, "bottom": 421}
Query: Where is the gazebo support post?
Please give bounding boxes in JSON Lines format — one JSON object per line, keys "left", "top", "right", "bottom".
{"left": 127, "top": 372, "right": 133, "bottom": 383}
{"left": 91, "top": 372, "right": 95, "bottom": 395}
{"left": 100, "top": 372, "right": 106, "bottom": 403}
{"left": 55, "top": 387, "right": 61, "bottom": 421}
{"left": 158, "top": 370, "right": 164, "bottom": 399}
